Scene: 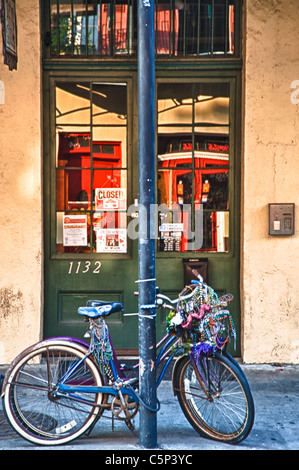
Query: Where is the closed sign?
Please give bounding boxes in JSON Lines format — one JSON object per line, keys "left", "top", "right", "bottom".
{"left": 95, "top": 188, "right": 126, "bottom": 210}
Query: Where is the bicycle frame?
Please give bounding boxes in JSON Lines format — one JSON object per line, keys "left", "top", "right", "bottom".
{"left": 53, "top": 276, "right": 204, "bottom": 401}
{"left": 54, "top": 330, "right": 181, "bottom": 406}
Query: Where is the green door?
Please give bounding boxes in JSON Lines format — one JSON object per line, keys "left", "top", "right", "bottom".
{"left": 42, "top": 0, "right": 242, "bottom": 355}
{"left": 43, "top": 73, "right": 241, "bottom": 355}
{"left": 43, "top": 74, "right": 140, "bottom": 350}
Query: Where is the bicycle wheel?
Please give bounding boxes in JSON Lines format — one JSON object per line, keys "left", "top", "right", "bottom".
{"left": 3, "top": 340, "right": 104, "bottom": 445}
{"left": 174, "top": 352, "right": 254, "bottom": 444}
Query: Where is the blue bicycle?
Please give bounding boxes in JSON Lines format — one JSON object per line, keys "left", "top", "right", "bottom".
{"left": 1, "top": 271, "right": 254, "bottom": 446}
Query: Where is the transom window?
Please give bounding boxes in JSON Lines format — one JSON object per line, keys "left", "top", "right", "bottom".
{"left": 47, "top": 0, "right": 240, "bottom": 59}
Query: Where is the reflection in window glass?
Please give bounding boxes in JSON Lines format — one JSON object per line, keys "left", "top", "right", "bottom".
{"left": 49, "top": 0, "right": 237, "bottom": 58}
{"left": 194, "top": 83, "right": 230, "bottom": 129}
{"left": 55, "top": 82, "right": 128, "bottom": 254}
{"left": 201, "top": 211, "right": 229, "bottom": 252}
{"left": 56, "top": 82, "right": 91, "bottom": 125}
{"left": 158, "top": 83, "right": 193, "bottom": 126}
{"left": 194, "top": 170, "right": 229, "bottom": 210}
{"left": 56, "top": 168, "right": 91, "bottom": 211}
{"left": 56, "top": 130, "right": 91, "bottom": 167}
{"left": 92, "top": 83, "right": 127, "bottom": 125}
{"left": 157, "top": 81, "right": 230, "bottom": 253}
{"left": 158, "top": 170, "right": 192, "bottom": 207}
{"left": 50, "top": 0, "right": 72, "bottom": 55}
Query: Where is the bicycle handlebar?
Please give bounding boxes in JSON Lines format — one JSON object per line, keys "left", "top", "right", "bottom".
{"left": 191, "top": 268, "right": 204, "bottom": 284}
{"left": 134, "top": 268, "right": 205, "bottom": 310}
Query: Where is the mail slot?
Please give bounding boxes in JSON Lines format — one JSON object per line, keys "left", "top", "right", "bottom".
{"left": 183, "top": 258, "right": 208, "bottom": 285}
{"left": 269, "top": 203, "right": 295, "bottom": 236}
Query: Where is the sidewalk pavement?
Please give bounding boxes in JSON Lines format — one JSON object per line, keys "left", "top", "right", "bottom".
{"left": 0, "top": 363, "right": 298, "bottom": 452}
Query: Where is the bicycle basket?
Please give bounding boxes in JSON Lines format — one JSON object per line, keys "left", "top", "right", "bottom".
{"left": 166, "top": 282, "right": 236, "bottom": 351}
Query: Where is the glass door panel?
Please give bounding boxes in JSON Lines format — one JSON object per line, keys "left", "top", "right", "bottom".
{"left": 157, "top": 81, "right": 230, "bottom": 253}
{"left": 55, "top": 81, "right": 128, "bottom": 254}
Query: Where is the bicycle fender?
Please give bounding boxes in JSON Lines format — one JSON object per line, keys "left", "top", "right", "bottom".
{"left": 0, "top": 374, "right": 4, "bottom": 395}
{"left": 171, "top": 354, "right": 189, "bottom": 396}
{"left": 0, "top": 338, "right": 90, "bottom": 397}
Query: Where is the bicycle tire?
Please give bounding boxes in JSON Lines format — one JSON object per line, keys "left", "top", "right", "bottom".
{"left": 174, "top": 352, "right": 254, "bottom": 444}
{"left": 3, "top": 340, "right": 104, "bottom": 445}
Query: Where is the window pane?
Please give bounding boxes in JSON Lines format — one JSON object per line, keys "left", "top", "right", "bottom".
{"left": 155, "top": 1, "right": 176, "bottom": 56}
{"left": 56, "top": 82, "right": 91, "bottom": 125}
{"left": 114, "top": 3, "right": 130, "bottom": 55}
{"left": 199, "top": 0, "right": 212, "bottom": 55}
{"left": 56, "top": 168, "right": 91, "bottom": 211}
{"left": 199, "top": 211, "right": 229, "bottom": 252}
{"left": 101, "top": 3, "right": 112, "bottom": 55}
{"left": 158, "top": 129, "right": 193, "bottom": 169}
{"left": 184, "top": 1, "right": 199, "bottom": 55}
{"left": 194, "top": 82, "right": 230, "bottom": 129}
{"left": 158, "top": 83, "right": 193, "bottom": 125}
{"left": 92, "top": 83, "right": 127, "bottom": 125}
{"left": 195, "top": 170, "right": 229, "bottom": 210}
{"left": 214, "top": 0, "right": 235, "bottom": 54}
{"left": 86, "top": 2, "right": 100, "bottom": 54}
{"left": 51, "top": 0, "right": 73, "bottom": 55}
{"left": 92, "top": 129, "right": 126, "bottom": 167}
{"left": 158, "top": 169, "right": 192, "bottom": 207}
{"left": 92, "top": 141, "right": 123, "bottom": 168}
{"left": 50, "top": 0, "right": 59, "bottom": 55}
{"left": 73, "top": 2, "right": 87, "bottom": 55}
{"left": 158, "top": 83, "right": 194, "bottom": 172}
{"left": 56, "top": 129, "right": 91, "bottom": 167}
{"left": 93, "top": 170, "right": 127, "bottom": 208}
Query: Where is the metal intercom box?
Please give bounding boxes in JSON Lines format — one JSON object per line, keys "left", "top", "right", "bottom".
{"left": 269, "top": 203, "right": 295, "bottom": 235}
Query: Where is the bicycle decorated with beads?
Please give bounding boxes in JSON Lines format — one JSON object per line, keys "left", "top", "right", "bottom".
{"left": 1, "top": 270, "right": 254, "bottom": 446}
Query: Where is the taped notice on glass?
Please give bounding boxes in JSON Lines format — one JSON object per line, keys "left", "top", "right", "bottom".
{"left": 95, "top": 188, "right": 126, "bottom": 211}
{"left": 96, "top": 229, "right": 127, "bottom": 253}
{"left": 63, "top": 215, "right": 88, "bottom": 246}
{"left": 159, "top": 223, "right": 184, "bottom": 232}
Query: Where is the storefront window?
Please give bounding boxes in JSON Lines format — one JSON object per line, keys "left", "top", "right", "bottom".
{"left": 55, "top": 82, "right": 128, "bottom": 253}
{"left": 157, "top": 82, "right": 230, "bottom": 253}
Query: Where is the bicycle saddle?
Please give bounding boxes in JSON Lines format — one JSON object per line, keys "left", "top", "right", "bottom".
{"left": 78, "top": 301, "right": 124, "bottom": 318}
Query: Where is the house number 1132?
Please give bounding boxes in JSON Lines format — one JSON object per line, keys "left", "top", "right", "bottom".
{"left": 68, "top": 261, "right": 101, "bottom": 274}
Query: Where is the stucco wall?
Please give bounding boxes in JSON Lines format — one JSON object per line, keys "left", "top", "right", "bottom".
{"left": 0, "top": 0, "right": 42, "bottom": 363}
{"left": 242, "top": 0, "right": 299, "bottom": 363}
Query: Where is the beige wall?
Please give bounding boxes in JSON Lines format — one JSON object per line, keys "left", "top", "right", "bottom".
{"left": 0, "top": 0, "right": 42, "bottom": 363}
{"left": 0, "top": 0, "right": 298, "bottom": 364}
{"left": 242, "top": 0, "right": 299, "bottom": 363}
